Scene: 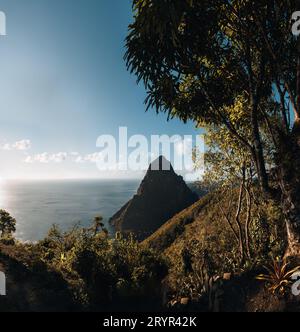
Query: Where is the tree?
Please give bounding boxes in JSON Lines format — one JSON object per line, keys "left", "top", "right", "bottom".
{"left": 0, "top": 210, "right": 16, "bottom": 238}
{"left": 125, "top": 0, "right": 300, "bottom": 256}
{"left": 202, "top": 114, "right": 256, "bottom": 261}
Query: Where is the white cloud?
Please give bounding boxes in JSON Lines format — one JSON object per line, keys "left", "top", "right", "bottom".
{"left": 23, "top": 151, "right": 111, "bottom": 166}
{"left": 73, "top": 152, "right": 104, "bottom": 164}
{"left": 50, "top": 152, "right": 68, "bottom": 163}
{"left": 24, "top": 151, "right": 107, "bottom": 164}
{"left": 0, "top": 139, "right": 31, "bottom": 151}
{"left": 13, "top": 139, "right": 31, "bottom": 151}
{"left": 24, "top": 152, "right": 68, "bottom": 164}
{"left": 34, "top": 153, "right": 51, "bottom": 163}
{"left": 24, "top": 156, "right": 34, "bottom": 164}
{"left": 83, "top": 152, "right": 103, "bottom": 163}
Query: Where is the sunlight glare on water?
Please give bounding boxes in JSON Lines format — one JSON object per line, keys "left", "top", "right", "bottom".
{"left": 0, "top": 177, "right": 6, "bottom": 208}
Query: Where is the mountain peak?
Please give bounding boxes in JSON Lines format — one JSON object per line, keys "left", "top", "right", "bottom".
{"left": 110, "top": 156, "right": 198, "bottom": 240}
{"left": 148, "top": 156, "right": 173, "bottom": 172}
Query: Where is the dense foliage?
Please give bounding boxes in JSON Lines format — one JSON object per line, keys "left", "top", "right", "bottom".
{"left": 125, "top": 0, "right": 300, "bottom": 256}
{"left": 4, "top": 222, "right": 167, "bottom": 311}
{"left": 0, "top": 210, "right": 16, "bottom": 243}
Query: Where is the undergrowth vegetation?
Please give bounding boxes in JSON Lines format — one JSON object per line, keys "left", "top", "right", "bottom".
{"left": 0, "top": 218, "right": 168, "bottom": 311}
{"left": 0, "top": 187, "right": 296, "bottom": 312}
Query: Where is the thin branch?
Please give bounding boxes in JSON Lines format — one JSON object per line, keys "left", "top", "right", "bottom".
{"left": 254, "top": 16, "right": 299, "bottom": 120}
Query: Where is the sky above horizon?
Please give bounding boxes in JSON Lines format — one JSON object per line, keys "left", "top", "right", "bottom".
{"left": 0, "top": 0, "right": 201, "bottom": 180}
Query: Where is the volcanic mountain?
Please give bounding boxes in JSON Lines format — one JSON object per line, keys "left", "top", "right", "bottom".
{"left": 109, "top": 156, "right": 198, "bottom": 240}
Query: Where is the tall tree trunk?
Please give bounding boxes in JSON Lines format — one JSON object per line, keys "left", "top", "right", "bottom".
{"left": 235, "top": 168, "right": 246, "bottom": 262}
{"left": 245, "top": 186, "right": 252, "bottom": 259}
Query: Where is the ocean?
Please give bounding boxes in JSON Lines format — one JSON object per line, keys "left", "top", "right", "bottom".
{"left": 0, "top": 180, "right": 140, "bottom": 242}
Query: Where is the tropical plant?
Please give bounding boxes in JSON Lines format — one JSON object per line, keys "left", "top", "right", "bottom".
{"left": 256, "top": 258, "right": 300, "bottom": 295}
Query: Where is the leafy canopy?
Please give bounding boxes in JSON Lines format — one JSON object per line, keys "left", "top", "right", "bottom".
{"left": 125, "top": 0, "right": 298, "bottom": 195}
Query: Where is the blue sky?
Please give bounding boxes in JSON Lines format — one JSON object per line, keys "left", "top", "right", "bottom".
{"left": 0, "top": 0, "right": 200, "bottom": 179}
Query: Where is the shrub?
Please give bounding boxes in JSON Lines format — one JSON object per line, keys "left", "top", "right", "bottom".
{"left": 0, "top": 210, "right": 16, "bottom": 239}
{"left": 36, "top": 223, "right": 168, "bottom": 310}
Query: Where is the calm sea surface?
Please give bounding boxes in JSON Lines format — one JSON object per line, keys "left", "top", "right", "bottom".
{"left": 0, "top": 180, "right": 140, "bottom": 242}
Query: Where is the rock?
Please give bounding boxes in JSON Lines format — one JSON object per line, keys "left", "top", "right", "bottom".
{"left": 169, "top": 299, "right": 179, "bottom": 307}
{"left": 180, "top": 297, "right": 190, "bottom": 306}
{"left": 109, "top": 156, "right": 198, "bottom": 240}
{"left": 223, "top": 273, "right": 232, "bottom": 281}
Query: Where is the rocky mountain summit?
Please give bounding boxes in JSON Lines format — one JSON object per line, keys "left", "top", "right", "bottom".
{"left": 109, "top": 156, "right": 198, "bottom": 240}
